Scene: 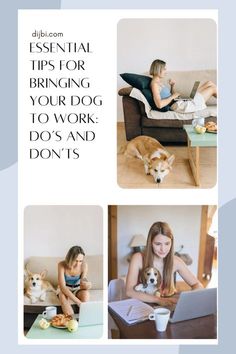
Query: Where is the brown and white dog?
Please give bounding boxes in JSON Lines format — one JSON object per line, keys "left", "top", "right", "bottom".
{"left": 24, "top": 267, "right": 57, "bottom": 304}
{"left": 124, "top": 136, "right": 175, "bottom": 183}
{"left": 135, "top": 267, "right": 162, "bottom": 296}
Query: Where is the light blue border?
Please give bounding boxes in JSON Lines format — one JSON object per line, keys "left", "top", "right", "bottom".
{"left": 1, "top": 1, "right": 235, "bottom": 353}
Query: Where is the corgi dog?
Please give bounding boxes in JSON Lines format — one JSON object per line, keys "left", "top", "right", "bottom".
{"left": 24, "top": 267, "right": 57, "bottom": 304}
{"left": 124, "top": 136, "right": 175, "bottom": 183}
{"left": 135, "top": 267, "right": 162, "bottom": 296}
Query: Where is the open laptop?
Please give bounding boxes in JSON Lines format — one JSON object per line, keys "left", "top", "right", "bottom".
{"left": 174, "top": 80, "right": 200, "bottom": 101}
{"left": 76, "top": 301, "right": 103, "bottom": 327}
{"left": 168, "top": 288, "right": 217, "bottom": 323}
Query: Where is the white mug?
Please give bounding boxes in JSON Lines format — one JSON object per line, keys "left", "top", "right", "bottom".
{"left": 42, "top": 306, "right": 57, "bottom": 320}
{"left": 149, "top": 307, "right": 170, "bottom": 332}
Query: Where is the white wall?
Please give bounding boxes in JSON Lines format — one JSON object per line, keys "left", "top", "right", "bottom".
{"left": 24, "top": 205, "right": 103, "bottom": 260}
{"left": 117, "top": 18, "right": 217, "bottom": 121}
{"left": 117, "top": 205, "right": 202, "bottom": 278}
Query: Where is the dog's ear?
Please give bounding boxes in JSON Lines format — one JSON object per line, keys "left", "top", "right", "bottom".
{"left": 40, "top": 270, "right": 48, "bottom": 279}
{"left": 158, "top": 148, "right": 169, "bottom": 158}
{"left": 24, "top": 264, "right": 32, "bottom": 277}
{"left": 167, "top": 154, "right": 175, "bottom": 167}
{"left": 141, "top": 268, "right": 147, "bottom": 287}
{"left": 140, "top": 269, "right": 145, "bottom": 285}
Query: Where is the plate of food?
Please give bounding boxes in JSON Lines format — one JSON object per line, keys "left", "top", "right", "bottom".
{"left": 205, "top": 121, "right": 217, "bottom": 133}
{"left": 51, "top": 314, "right": 73, "bottom": 328}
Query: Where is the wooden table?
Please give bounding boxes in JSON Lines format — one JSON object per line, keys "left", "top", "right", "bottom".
{"left": 183, "top": 125, "right": 217, "bottom": 186}
{"left": 109, "top": 309, "right": 217, "bottom": 339}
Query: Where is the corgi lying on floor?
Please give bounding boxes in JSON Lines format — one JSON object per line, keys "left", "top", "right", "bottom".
{"left": 124, "top": 136, "right": 175, "bottom": 183}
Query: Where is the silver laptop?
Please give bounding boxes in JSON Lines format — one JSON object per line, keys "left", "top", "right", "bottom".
{"left": 174, "top": 80, "right": 200, "bottom": 101}
{"left": 76, "top": 301, "right": 103, "bottom": 327}
{"left": 168, "top": 288, "right": 217, "bottom": 323}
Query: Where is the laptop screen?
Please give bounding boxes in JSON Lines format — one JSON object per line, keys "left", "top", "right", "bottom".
{"left": 170, "top": 288, "right": 217, "bottom": 323}
{"left": 190, "top": 81, "right": 200, "bottom": 98}
{"left": 78, "top": 301, "right": 103, "bottom": 327}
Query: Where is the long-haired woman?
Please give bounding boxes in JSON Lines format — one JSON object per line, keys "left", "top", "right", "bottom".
{"left": 126, "top": 222, "right": 203, "bottom": 306}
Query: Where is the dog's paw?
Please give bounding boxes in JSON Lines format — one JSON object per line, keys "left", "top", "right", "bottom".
{"left": 144, "top": 164, "right": 151, "bottom": 175}
{"left": 135, "top": 284, "right": 144, "bottom": 292}
{"left": 31, "top": 297, "right": 37, "bottom": 304}
{"left": 39, "top": 294, "right": 46, "bottom": 302}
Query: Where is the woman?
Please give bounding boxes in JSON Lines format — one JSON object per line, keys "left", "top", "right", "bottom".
{"left": 149, "top": 59, "right": 217, "bottom": 113}
{"left": 126, "top": 222, "right": 203, "bottom": 306}
{"left": 58, "top": 245, "right": 91, "bottom": 315}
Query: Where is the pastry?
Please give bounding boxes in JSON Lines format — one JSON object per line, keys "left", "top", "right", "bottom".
{"left": 51, "top": 314, "right": 73, "bottom": 327}
{"left": 205, "top": 121, "right": 217, "bottom": 132}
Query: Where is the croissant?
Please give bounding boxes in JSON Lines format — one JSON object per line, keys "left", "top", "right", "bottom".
{"left": 51, "top": 314, "right": 73, "bottom": 327}
{"left": 205, "top": 121, "right": 217, "bottom": 131}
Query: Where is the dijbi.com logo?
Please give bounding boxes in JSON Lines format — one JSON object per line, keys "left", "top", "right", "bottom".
{"left": 32, "top": 30, "right": 63, "bottom": 39}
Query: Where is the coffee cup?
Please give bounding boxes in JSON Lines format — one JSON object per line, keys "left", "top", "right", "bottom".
{"left": 149, "top": 307, "right": 170, "bottom": 332}
{"left": 42, "top": 306, "right": 57, "bottom": 320}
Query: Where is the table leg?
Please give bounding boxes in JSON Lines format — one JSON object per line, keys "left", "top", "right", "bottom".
{"left": 187, "top": 138, "right": 200, "bottom": 186}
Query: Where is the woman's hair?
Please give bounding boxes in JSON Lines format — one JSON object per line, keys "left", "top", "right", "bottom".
{"left": 149, "top": 59, "right": 166, "bottom": 76}
{"left": 65, "top": 245, "right": 85, "bottom": 268}
{"left": 143, "top": 221, "right": 174, "bottom": 292}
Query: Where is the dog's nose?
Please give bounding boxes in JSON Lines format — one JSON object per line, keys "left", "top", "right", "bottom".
{"left": 156, "top": 178, "right": 161, "bottom": 183}
{"left": 150, "top": 278, "right": 155, "bottom": 283}
{"left": 32, "top": 282, "right": 36, "bottom": 286}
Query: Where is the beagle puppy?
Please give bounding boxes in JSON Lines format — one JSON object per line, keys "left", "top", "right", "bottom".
{"left": 135, "top": 267, "right": 162, "bottom": 296}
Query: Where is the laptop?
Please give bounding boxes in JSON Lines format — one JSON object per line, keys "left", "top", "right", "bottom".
{"left": 174, "top": 80, "right": 200, "bottom": 101}
{"left": 76, "top": 301, "right": 103, "bottom": 327}
{"left": 168, "top": 288, "right": 217, "bottom": 323}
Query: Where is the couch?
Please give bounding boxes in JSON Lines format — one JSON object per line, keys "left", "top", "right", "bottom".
{"left": 118, "top": 70, "right": 217, "bottom": 144}
{"left": 24, "top": 255, "right": 103, "bottom": 329}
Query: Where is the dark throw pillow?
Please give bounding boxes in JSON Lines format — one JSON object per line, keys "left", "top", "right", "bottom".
{"left": 120, "top": 72, "right": 170, "bottom": 112}
{"left": 120, "top": 73, "right": 151, "bottom": 90}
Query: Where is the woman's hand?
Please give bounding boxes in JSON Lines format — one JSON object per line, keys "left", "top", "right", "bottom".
{"left": 169, "top": 79, "right": 176, "bottom": 86}
{"left": 191, "top": 282, "right": 204, "bottom": 290}
{"left": 169, "top": 79, "right": 178, "bottom": 95}
{"left": 158, "top": 296, "right": 178, "bottom": 307}
{"left": 76, "top": 299, "right": 82, "bottom": 306}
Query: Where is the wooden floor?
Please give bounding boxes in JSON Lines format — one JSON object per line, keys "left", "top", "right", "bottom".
{"left": 117, "top": 123, "right": 217, "bottom": 189}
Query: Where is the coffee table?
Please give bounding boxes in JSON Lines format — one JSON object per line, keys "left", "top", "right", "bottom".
{"left": 26, "top": 315, "right": 103, "bottom": 339}
{"left": 183, "top": 125, "right": 217, "bottom": 186}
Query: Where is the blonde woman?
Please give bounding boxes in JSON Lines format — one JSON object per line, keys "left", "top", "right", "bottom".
{"left": 126, "top": 222, "right": 203, "bottom": 306}
{"left": 58, "top": 245, "right": 91, "bottom": 315}
{"left": 149, "top": 59, "right": 217, "bottom": 113}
